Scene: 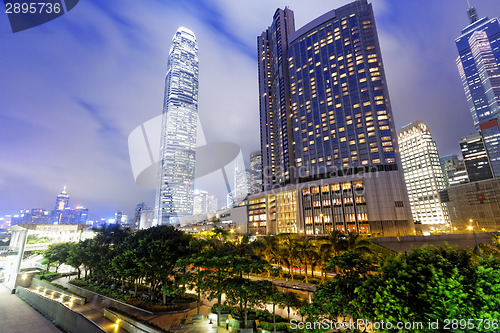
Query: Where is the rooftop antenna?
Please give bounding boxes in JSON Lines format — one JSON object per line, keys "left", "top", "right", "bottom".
{"left": 467, "top": 0, "right": 478, "bottom": 23}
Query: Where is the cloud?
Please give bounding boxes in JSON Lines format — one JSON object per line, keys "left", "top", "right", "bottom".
{"left": 1, "top": 0, "right": 500, "bottom": 219}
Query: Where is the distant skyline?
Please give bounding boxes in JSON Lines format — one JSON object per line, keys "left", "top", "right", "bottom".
{"left": 1, "top": 0, "right": 499, "bottom": 218}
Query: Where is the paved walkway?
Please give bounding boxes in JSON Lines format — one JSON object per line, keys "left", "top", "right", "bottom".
{"left": 0, "top": 284, "right": 62, "bottom": 333}
{"left": 49, "top": 277, "right": 307, "bottom": 333}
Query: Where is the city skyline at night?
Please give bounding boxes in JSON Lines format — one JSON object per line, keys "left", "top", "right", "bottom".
{"left": 1, "top": 0, "right": 500, "bottom": 218}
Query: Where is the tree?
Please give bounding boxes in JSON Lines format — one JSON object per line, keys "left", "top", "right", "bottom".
{"left": 343, "top": 231, "right": 371, "bottom": 255}
{"left": 132, "top": 226, "right": 192, "bottom": 303}
{"left": 318, "top": 230, "right": 345, "bottom": 279}
{"left": 93, "top": 224, "right": 130, "bottom": 247}
{"left": 280, "top": 291, "right": 304, "bottom": 320}
{"left": 195, "top": 246, "right": 234, "bottom": 328}
{"left": 265, "top": 286, "right": 284, "bottom": 333}
{"left": 294, "top": 237, "right": 317, "bottom": 283}
{"left": 276, "top": 235, "right": 297, "bottom": 280}
{"left": 42, "top": 242, "right": 71, "bottom": 273}
{"left": 354, "top": 245, "right": 492, "bottom": 332}
{"left": 306, "top": 251, "right": 370, "bottom": 323}
{"left": 66, "top": 242, "right": 84, "bottom": 279}
{"left": 226, "top": 278, "right": 273, "bottom": 328}
{"left": 176, "top": 238, "right": 212, "bottom": 314}
{"left": 252, "top": 235, "right": 279, "bottom": 277}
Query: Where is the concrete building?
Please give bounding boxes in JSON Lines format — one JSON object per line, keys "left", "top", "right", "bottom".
{"left": 398, "top": 121, "right": 449, "bottom": 229}
{"left": 246, "top": 172, "right": 414, "bottom": 236}
{"left": 440, "top": 178, "right": 500, "bottom": 231}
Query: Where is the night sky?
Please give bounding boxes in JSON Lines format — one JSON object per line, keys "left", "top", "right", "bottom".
{"left": 0, "top": 0, "right": 499, "bottom": 219}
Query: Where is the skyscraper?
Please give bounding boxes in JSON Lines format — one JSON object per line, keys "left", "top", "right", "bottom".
{"left": 287, "top": 1, "right": 399, "bottom": 177}
{"left": 480, "top": 118, "right": 500, "bottom": 177}
{"left": 50, "top": 187, "right": 69, "bottom": 224}
{"left": 193, "top": 190, "right": 208, "bottom": 215}
{"left": 249, "top": 151, "right": 263, "bottom": 193}
{"left": 155, "top": 27, "right": 199, "bottom": 225}
{"left": 258, "top": 8, "right": 296, "bottom": 190}
{"left": 460, "top": 132, "right": 494, "bottom": 182}
{"left": 234, "top": 167, "right": 251, "bottom": 198}
{"left": 254, "top": 0, "right": 413, "bottom": 236}
{"left": 440, "top": 154, "right": 468, "bottom": 187}
{"left": 398, "top": 121, "right": 449, "bottom": 227}
{"left": 455, "top": 7, "right": 500, "bottom": 130}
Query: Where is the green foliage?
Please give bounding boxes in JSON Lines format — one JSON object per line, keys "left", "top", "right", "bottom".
{"left": 34, "top": 272, "right": 60, "bottom": 280}
{"left": 354, "top": 245, "right": 499, "bottom": 332}
{"left": 42, "top": 242, "right": 72, "bottom": 272}
{"left": 260, "top": 321, "right": 293, "bottom": 332}
{"left": 27, "top": 235, "right": 51, "bottom": 244}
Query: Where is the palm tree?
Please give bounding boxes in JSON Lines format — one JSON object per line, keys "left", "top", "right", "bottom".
{"left": 252, "top": 234, "right": 279, "bottom": 277}
{"left": 276, "top": 235, "right": 296, "bottom": 280}
{"left": 319, "top": 230, "right": 346, "bottom": 277}
{"left": 344, "top": 231, "right": 372, "bottom": 255}
{"left": 294, "top": 237, "right": 317, "bottom": 283}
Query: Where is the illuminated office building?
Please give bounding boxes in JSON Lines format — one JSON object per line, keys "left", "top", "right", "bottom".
{"left": 255, "top": 0, "right": 413, "bottom": 236}
{"left": 155, "top": 27, "right": 199, "bottom": 225}
{"left": 480, "top": 119, "right": 500, "bottom": 178}
{"left": 455, "top": 6, "right": 500, "bottom": 131}
{"left": 455, "top": 6, "right": 500, "bottom": 181}
{"left": 440, "top": 154, "right": 468, "bottom": 187}
{"left": 398, "top": 121, "right": 449, "bottom": 227}
{"left": 460, "top": 132, "right": 494, "bottom": 182}
{"left": 249, "top": 151, "right": 263, "bottom": 193}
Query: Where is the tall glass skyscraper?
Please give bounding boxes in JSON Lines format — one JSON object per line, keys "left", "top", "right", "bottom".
{"left": 455, "top": 8, "right": 500, "bottom": 130}
{"left": 255, "top": 0, "right": 413, "bottom": 236}
{"left": 287, "top": 1, "right": 399, "bottom": 177}
{"left": 258, "top": 8, "right": 296, "bottom": 190}
{"left": 249, "top": 151, "right": 263, "bottom": 193}
{"left": 155, "top": 27, "right": 199, "bottom": 225}
{"left": 455, "top": 6, "right": 500, "bottom": 181}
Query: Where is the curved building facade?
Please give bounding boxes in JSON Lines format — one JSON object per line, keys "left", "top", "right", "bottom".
{"left": 257, "top": 0, "right": 413, "bottom": 236}
{"left": 156, "top": 27, "right": 199, "bottom": 225}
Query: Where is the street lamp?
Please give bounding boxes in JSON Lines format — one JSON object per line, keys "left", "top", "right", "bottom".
{"left": 469, "top": 219, "right": 483, "bottom": 259}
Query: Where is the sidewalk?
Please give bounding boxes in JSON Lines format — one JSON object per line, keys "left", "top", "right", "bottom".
{"left": 0, "top": 284, "right": 62, "bottom": 333}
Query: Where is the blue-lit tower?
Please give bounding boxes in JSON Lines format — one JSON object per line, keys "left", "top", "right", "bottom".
{"left": 155, "top": 27, "right": 199, "bottom": 225}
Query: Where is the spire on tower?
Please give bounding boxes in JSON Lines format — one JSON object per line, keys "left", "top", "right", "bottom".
{"left": 467, "top": 1, "right": 478, "bottom": 24}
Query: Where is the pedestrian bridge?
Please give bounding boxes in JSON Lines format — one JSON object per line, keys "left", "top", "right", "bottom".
{"left": 0, "top": 243, "right": 52, "bottom": 256}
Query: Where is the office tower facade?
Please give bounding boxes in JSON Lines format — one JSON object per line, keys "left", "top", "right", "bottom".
{"left": 193, "top": 190, "right": 209, "bottom": 215}
{"left": 249, "top": 151, "right": 263, "bottom": 193}
{"left": 254, "top": 0, "right": 413, "bottom": 236}
{"left": 156, "top": 27, "right": 199, "bottom": 225}
{"left": 440, "top": 154, "right": 469, "bottom": 187}
{"left": 50, "top": 187, "right": 69, "bottom": 224}
{"left": 455, "top": 9, "right": 500, "bottom": 130}
{"left": 258, "top": 8, "right": 296, "bottom": 190}
{"left": 460, "top": 132, "right": 494, "bottom": 182}
{"left": 440, "top": 154, "right": 459, "bottom": 187}
{"left": 207, "top": 194, "right": 218, "bottom": 213}
{"left": 398, "top": 121, "right": 449, "bottom": 227}
{"left": 480, "top": 119, "right": 500, "bottom": 177}
{"left": 193, "top": 190, "right": 218, "bottom": 214}
{"left": 235, "top": 168, "right": 251, "bottom": 198}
